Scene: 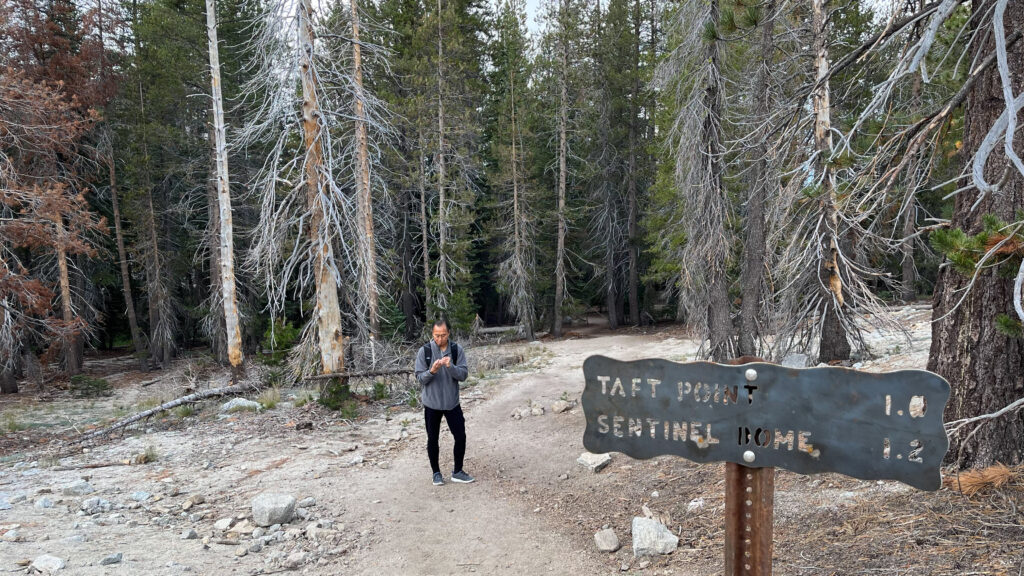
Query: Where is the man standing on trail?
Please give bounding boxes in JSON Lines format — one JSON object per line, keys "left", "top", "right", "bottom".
{"left": 415, "top": 319, "right": 474, "bottom": 486}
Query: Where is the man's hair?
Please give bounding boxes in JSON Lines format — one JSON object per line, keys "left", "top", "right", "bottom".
{"left": 431, "top": 319, "right": 449, "bottom": 332}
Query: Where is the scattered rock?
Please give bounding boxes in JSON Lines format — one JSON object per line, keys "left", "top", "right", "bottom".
{"left": 620, "top": 560, "right": 631, "bottom": 571}
{"left": 130, "top": 491, "right": 151, "bottom": 502}
{"left": 295, "top": 507, "right": 310, "bottom": 520}
{"left": 252, "top": 494, "right": 296, "bottom": 527}
{"left": 251, "top": 527, "right": 266, "bottom": 539}
{"left": 0, "top": 494, "right": 12, "bottom": 510}
{"left": 595, "top": 528, "right": 621, "bottom": 552}
{"left": 348, "top": 454, "right": 364, "bottom": 466}
{"left": 551, "top": 400, "right": 572, "bottom": 414}
{"left": 100, "top": 553, "right": 123, "bottom": 566}
{"left": 181, "top": 494, "right": 205, "bottom": 510}
{"left": 234, "top": 545, "right": 248, "bottom": 557}
{"left": 213, "top": 517, "right": 235, "bottom": 531}
{"left": 577, "top": 452, "right": 612, "bottom": 473}
{"left": 220, "top": 398, "right": 261, "bottom": 413}
{"left": 62, "top": 480, "right": 94, "bottom": 496}
{"left": 2, "top": 529, "right": 23, "bottom": 542}
{"left": 34, "top": 497, "right": 54, "bottom": 509}
{"left": 558, "top": 473, "right": 569, "bottom": 481}
{"left": 780, "top": 353, "right": 809, "bottom": 368}
{"left": 297, "top": 497, "right": 316, "bottom": 508}
{"left": 284, "top": 552, "right": 308, "bottom": 569}
{"left": 530, "top": 406, "right": 545, "bottom": 416}
{"left": 181, "top": 529, "right": 199, "bottom": 540}
{"left": 631, "top": 517, "right": 679, "bottom": 557}
{"left": 30, "top": 554, "right": 66, "bottom": 573}
{"left": 10, "top": 493, "right": 27, "bottom": 505}
{"left": 248, "top": 541, "right": 263, "bottom": 554}
{"left": 638, "top": 559, "right": 651, "bottom": 569}
{"left": 80, "top": 497, "right": 112, "bottom": 515}
{"left": 284, "top": 528, "right": 304, "bottom": 540}
{"left": 686, "top": 498, "right": 704, "bottom": 512}
{"left": 230, "top": 520, "right": 255, "bottom": 535}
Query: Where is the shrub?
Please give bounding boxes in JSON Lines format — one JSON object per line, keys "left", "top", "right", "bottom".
{"left": 259, "top": 320, "right": 300, "bottom": 365}
{"left": 70, "top": 375, "right": 113, "bottom": 398}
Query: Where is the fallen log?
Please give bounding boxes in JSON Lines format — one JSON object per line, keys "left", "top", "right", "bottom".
{"left": 73, "top": 381, "right": 258, "bottom": 444}
{"left": 303, "top": 369, "right": 413, "bottom": 382}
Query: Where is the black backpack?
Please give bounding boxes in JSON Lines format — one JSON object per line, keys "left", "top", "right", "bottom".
{"left": 422, "top": 341, "right": 459, "bottom": 369}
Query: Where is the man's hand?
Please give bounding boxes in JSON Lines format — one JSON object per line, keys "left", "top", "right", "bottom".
{"left": 430, "top": 359, "right": 443, "bottom": 374}
{"left": 441, "top": 356, "right": 451, "bottom": 368}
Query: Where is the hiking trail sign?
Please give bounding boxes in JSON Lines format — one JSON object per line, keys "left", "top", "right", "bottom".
{"left": 581, "top": 356, "right": 951, "bottom": 575}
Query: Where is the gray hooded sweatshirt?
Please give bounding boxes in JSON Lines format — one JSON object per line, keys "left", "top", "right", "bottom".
{"left": 415, "top": 341, "right": 469, "bottom": 410}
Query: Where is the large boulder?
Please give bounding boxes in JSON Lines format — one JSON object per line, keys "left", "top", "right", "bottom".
{"left": 631, "top": 517, "right": 678, "bottom": 557}
{"left": 252, "top": 494, "right": 296, "bottom": 527}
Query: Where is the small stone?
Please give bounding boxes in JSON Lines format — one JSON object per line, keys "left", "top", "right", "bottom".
{"left": 558, "top": 473, "right": 569, "bottom": 481}
{"left": 651, "top": 491, "right": 659, "bottom": 498}
{"left": 130, "top": 491, "right": 151, "bottom": 502}
{"left": 252, "top": 493, "right": 296, "bottom": 526}
{"left": 284, "top": 552, "right": 307, "bottom": 569}
{"left": 214, "top": 517, "right": 235, "bottom": 531}
{"left": 295, "top": 507, "right": 310, "bottom": 520}
{"left": 10, "top": 494, "right": 27, "bottom": 505}
{"left": 686, "top": 498, "right": 704, "bottom": 512}
{"left": 530, "top": 406, "right": 545, "bottom": 416}
{"left": 181, "top": 529, "right": 199, "bottom": 540}
{"left": 234, "top": 545, "right": 248, "bottom": 557}
{"left": 100, "top": 553, "right": 123, "bottom": 566}
{"left": 80, "top": 497, "right": 112, "bottom": 515}
{"left": 284, "top": 528, "right": 304, "bottom": 540}
{"left": 297, "top": 497, "right": 316, "bottom": 508}
{"left": 30, "top": 554, "right": 66, "bottom": 572}
{"left": 551, "top": 400, "right": 571, "bottom": 414}
{"left": 349, "top": 455, "right": 364, "bottom": 466}
{"left": 268, "top": 524, "right": 281, "bottom": 533}
{"left": 252, "top": 527, "right": 266, "bottom": 539}
{"left": 34, "top": 497, "right": 54, "bottom": 509}
{"left": 2, "top": 529, "right": 23, "bottom": 542}
{"left": 620, "top": 561, "right": 631, "bottom": 572}
{"left": 638, "top": 560, "right": 651, "bottom": 569}
{"left": 248, "top": 541, "right": 263, "bottom": 553}
{"left": 594, "top": 528, "right": 621, "bottom": 552}
{"left": 62, "top": 479, "right": 94, "bottom": 496}
{"left": 231, "top": 520, "right": 255, "bottom": 535}
{"left": 631, "top": 517, "right": 679, "bottom": 556}
{"left": 577, "top": 452, "right": 612, "bottom": 473}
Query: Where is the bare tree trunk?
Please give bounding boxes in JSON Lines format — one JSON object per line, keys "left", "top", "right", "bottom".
{"left": 351, "top": 0, "right": 379, "bottom": 340}
{"left": 108, "top": 151, "right": 146, "bottom": 358}
{"left": 206, "top": 122, "right": 227, "bottom": 363}
{"left": 553, "top": 6, "right": 568, "bottom": 338}
{"left": 399, "top": 186, "right": 418, "bottom": 340}
{"left": 206, "top": 0, "right": 243, "bottom": 372}
{"left": 299, "top": 0, "right": 345, "bottom": 375}
{"left": 626, "top": 0, "right": 641, "bottom": 326}
{"left": 435, "top": 0, "right": 448, "bottom": 305}
{"left": 419, "top": 143, "right": 432, "bottom": 320}
{"left": 812, "top": 0, "right": 850, "bottom": 363}
{"left": 930, "top": 0, "right": 1024, "bottom": 468}
{"left": 54, "top": 216, "right": 82, "bottom": 375}
{"left": 738, "top": 0, "right": 775, "bottom": 357}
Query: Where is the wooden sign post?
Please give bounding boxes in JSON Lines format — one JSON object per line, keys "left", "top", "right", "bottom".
{"left": 581, "top": 357, "right": 950, "bottom": 575}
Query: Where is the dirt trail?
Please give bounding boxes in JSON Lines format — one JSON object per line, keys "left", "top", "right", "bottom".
{"left": 1, "top": 330, "right": 703, "bottom": 576}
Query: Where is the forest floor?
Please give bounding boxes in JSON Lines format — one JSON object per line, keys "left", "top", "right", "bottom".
{"left": 1, "top": 306, "right": 1023, "bottom": 575}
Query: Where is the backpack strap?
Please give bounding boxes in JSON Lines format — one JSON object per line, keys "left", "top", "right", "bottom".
{"left": 422, "top": 342, "right": 432, "bottom": 369}
{"left": 450, "top": 342, "right": 459, "bottom": 367}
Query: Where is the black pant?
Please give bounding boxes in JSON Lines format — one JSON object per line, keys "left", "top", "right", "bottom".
{"left": 424, "top": 405, "right": 466, "bottom": 474}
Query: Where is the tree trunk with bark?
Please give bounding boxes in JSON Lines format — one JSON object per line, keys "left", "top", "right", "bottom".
{"left": 53, "top": 215, "right": 82, "bottom": 375}
{"left": 108, "top": 151, "right": 146, "bottom": 358}
{"left": 929, "top": 0, "right": 1024, "bottom": 468}
{"left": 553, "top": 4, "right": 568, "bottom": 338}
{"left": 299, "top": 0, "right": 345, "bottom": 377}
{"left": 738, "top": 0, "right": 775, "bottom": 358}
{"left": 812, "top": 0, "right": 850, "bottom": 363}
{"left": 626, "top": 0, "right": 641, "bottom": 326}
{"left": 419, "top": 142, "right": 432, "bottom": 321}
{"left": 703, "top": 0, "right": 733, "bottom": 362}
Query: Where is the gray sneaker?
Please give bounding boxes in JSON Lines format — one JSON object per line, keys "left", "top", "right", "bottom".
{"left": 451, "top": 470, "right": 475, "bottom": 483}
{"left": 432, "top": 472, "right": 444, "bottom": 486}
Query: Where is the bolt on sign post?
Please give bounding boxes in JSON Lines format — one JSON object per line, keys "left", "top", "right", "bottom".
{"left": 581, "top": 357, "right": 950, "bottom": 575}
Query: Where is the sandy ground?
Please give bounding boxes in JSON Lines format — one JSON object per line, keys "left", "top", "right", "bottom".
{"left": 2, "top": 308, "right": 1022, "bottom": 576}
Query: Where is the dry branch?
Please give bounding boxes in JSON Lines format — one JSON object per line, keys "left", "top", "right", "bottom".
{"left": 302, "top": 369, "right": 413, "bottom": 381}
{"left": 73, "top": 381, "right": 259, "bottom": 443}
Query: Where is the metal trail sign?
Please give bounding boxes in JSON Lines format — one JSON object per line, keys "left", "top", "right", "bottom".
{"left": 581, "top": 356, "right": 951, "bottom": 575}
